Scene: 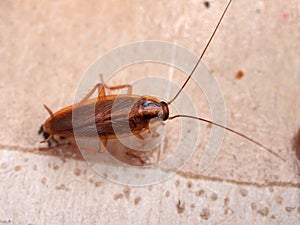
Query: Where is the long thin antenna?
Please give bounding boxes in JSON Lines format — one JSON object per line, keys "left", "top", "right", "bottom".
{"left": 167, "top": 0, "right": 233, "bottom": 105}
{"left": 169, "top": 114, "right": 285, "bottom": 161}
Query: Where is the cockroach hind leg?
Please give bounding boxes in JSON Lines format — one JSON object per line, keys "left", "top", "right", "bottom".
{"left": 125, "top": 149, "right": 147, "bottom": 165}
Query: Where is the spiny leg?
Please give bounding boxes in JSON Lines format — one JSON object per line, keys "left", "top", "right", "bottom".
{"left": 80, "top": 77, "right": 133, "bottom": 103}
{"left": 148, "top": 119, "right": 165, "bottom": 164}
{"left": 103, "top": 83, "right": 132, "bottom": 95}
{"left": 80, "top": 83, "right": 106, "bottom": 103}
{"left": 99, "top": 137, "right": 107, "bottom": 153}
{"left": 40, "top": 105, "right": 63, "bottom": 146}
{"left": 38, "top": 129, "right": 65, "bottom": 148}
{"left": 149, "top": 119, "right": 165, "bottom": 137}
{"left": 134, "top": 132, "right": 145, "bottom": 141}
{"left": 99, "top": 74, "right": 132, "bottom": 95}
{"left": 125, "top": 149, "right": 147, "bottom": 165}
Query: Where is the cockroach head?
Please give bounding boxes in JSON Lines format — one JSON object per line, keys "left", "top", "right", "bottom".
{"left": 138, "top": 98, "right": 169, "bottom": 121}
{"left": 160, "top": 101, "right": 169, "bottom": 121}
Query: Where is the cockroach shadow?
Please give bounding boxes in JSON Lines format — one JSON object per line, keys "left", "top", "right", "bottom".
{"left": 292, "top": 127, "right": 300, "bottom": 161}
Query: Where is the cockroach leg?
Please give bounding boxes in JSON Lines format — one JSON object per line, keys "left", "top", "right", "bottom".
{"left": 134, "top": 133, "right": 145, "bottom": 141}
{"left": 149, "top": 129, "right": 160, "bottom": 138}
{"left": 51, "top": 137, "right": 60, "bottom": 146}
{"left": 99, "top": 137, "right": 107, "bottom": 153}
{"left": 67, "top": 141, "right": 100, "bottom": 154}
{"left": 80, "top": 83, "right": 105, "bottom": 103}
{"left": 39, "top": 125, "right": 64, "bottom": 147}
{"left": 125, "top": 149, "right": 147, "bottom": 165}
{"left": 99, "top": 73, "right": 133, "bottom": 95}
{"left": 103, "top": 83, "right": 132, "bottom": 95}
{"left": 149, "top": 119, "right": 165, "bottom": 138}
{"left": 80, "top": 82, "right": 133, "bottom": 103}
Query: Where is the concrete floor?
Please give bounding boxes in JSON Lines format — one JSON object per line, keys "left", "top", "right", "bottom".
{"left": 0, "top": 0, "right": 299, "bottom": 224}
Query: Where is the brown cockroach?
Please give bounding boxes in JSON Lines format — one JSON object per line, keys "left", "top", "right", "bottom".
{"left": 39, "top": 0, "right": 283, "bottom": 161}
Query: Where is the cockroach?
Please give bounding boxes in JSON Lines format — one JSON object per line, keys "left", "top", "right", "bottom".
{"left": 39, "top": 0, "right": 284, "bottom": 161}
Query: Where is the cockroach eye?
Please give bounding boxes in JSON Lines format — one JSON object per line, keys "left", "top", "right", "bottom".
{"left": 142, "top": 101, "right": 158, "bottom": 108}
{"left": 142, "top": 101, "right": 150, "bottom": 108}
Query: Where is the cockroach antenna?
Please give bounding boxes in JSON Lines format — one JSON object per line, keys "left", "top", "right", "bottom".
{"left": 167, "top": 0, "right": 233, "bottom": 105}
{"left": 166, "top": 0, "right": 285, "bottom": 161}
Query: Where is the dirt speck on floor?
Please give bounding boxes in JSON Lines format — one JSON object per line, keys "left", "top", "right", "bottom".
{"left": 176, "top": 200, "right": 185, "bottom": 214}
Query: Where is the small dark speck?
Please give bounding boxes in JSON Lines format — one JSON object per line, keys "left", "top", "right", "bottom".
{"left": 0, "top": 219, "right": 12, "bottom": 223}
{"left": 176, "top": 200, "right": 185, "bottom": 214}
{"left": 165, "top": 190, "right": 170, "bottom": 197}
{"left": 271, "top": 215, "right": 276, "bottom": 219}
{"left": 235, "top": 70, "right": 244, "bottom": 79}
{"left": 292, "top": 128, "right": 300, "bottom": 161}
{"left": 285, "top": 206, "right": 295, "bottom": 213}
{"left": 257, "top": 207, "right": 269, "bottom": 217}
{"left": 200, "top": 208, "right": 211, "bottom": 220}
{"left": 113, "top": 193, "right": 124, "bottom": 200}
{"left": 134, "top": 196, "right": 141, "bottom": 205}
{"left": 14, "top": 165, "right": 21, "bottom": 172}
{"left": 204, "top": 1, "right": 210, "bottom": 8}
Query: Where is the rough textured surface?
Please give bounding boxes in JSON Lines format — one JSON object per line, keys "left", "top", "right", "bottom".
{"left": 0, "top": 0, "right": 299, "bottom": 224}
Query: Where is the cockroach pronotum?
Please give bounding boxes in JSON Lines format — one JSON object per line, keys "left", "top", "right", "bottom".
{"left": 39, "top": 0, "right": 284, "bottom": 162}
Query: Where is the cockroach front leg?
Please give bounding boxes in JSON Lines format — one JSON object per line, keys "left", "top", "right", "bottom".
{"left": 149, "top": 119, "right": 165, "bottom": 137}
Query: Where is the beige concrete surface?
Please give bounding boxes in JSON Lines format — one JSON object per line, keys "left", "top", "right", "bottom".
{"left": 0, "top": 0, "right": 299, "bottom": 224}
